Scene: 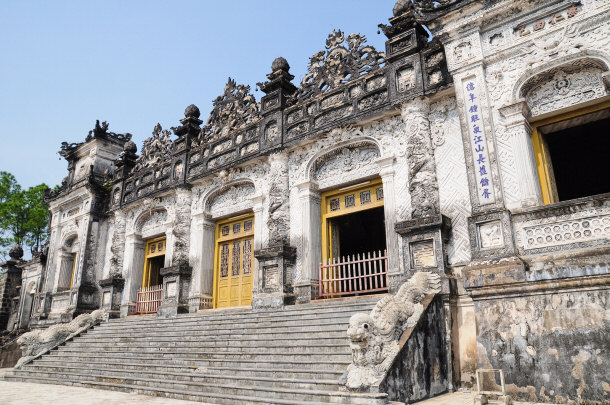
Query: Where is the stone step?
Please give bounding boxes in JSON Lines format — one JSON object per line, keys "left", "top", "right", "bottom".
{"left": 3, "top": 374, "right": 339, "bottom": 405}
{"left": 5, "top": 374, "right": 389, "bottom": 405}
{"left": 6, "top": 369, "right": 353, "bottom": 403}
{"left": 98, "top": 311, "right": 369, "bottom": 330}
{"left": 97, "top": 315, "right": 357, "bottom": 331}
{"left": 106, "top": 299, "right": 379, "bottom": 326}
{"left": 40, "top": 352, "right": 351, "bottom": 370}
{"left": 30, "top": 358, "right": 344, "bottom": 380}
{"left": 17, "top": 365, "right": 340, "bottom": 391}
{"left": 88, "top": 321, "right": 349, "bottom": 335}
{"left": 50, "top": 348, "right": 350, "bottom": 362}
{"left": 83, "top": 329, "right": 349, "bottom": 340}
{"left": 5, "top": 297, "right": 387, "bottom": 404}
{"left": 61, "top": 342, "right": 351, "bottom": 355}
{"left": 73, "top": 335, "right": 350, "bottom": 347}
{"left": 73, "top": 334, "right": 349, "bottom": 345}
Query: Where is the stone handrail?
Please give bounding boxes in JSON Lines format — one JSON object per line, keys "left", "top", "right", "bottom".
{"left": 14, "top": 309, "right": 107, "bottom": 369}
{"left": 339, "top": 272, "right": 441, "bottom": 392}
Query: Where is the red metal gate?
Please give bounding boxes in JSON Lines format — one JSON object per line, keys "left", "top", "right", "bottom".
{"left": 136, "top": 285, "right": 163, "bottom": 314}
{"left": 318, "top": 250, "right": 388, "bottom": 298}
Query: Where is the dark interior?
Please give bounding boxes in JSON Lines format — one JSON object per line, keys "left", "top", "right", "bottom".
{"left": 331, "top": 206, "right": 386, "bottom": 258}
{"left": 148, "top": 255, "right": 165, "bottom": 286}
{"left": 544, "top": 116, "right": 610, "bottom": 201}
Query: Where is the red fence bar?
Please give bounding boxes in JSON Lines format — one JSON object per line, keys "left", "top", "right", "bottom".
{"left": 136, "top": 285, "right": 163, "bottom": 314}
{"left": 318, "top": 250, "right": 388, "bottom": 298}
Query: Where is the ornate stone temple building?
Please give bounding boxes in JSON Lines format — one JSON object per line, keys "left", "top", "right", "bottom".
{"left": 1, "top": 0, "right": 609, "bottom": 403}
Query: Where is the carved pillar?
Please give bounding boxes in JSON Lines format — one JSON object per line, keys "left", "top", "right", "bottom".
{"left": 253, "top": 154, "right": 296, "bottom": 310}
{"left": 98, "top": 275, "right": 124, "bottom": 319}
{"left": 293, "top": 181, "right": 321, "bottom": 303}
{"left": 499, "top": 99, "right": 542, "bottom": 208}
{"left": 187, "top": 212, "right": 214, "bottom": 312}
{"left": 377, "top": 156, "right": 401, "bottom": 275}
{"left": 0, "top": 247, "right": 24, "bottom": 331}
{"left": 120, "top": 233, "right": 145, "bottom": 317}
{"left": 109, "top": 210, "right": 126, "bottom": 275}
{"left": 169, "top": 187, "right": 192, "bottom": 267}
{"left": 157, "top": 188, "right": 193, "bottom": 317}
{"left": 252, "top": 194, "right": 264, "bottom": 298}
{"left": 402, "top": 98, "right": 440, "bottom": 218}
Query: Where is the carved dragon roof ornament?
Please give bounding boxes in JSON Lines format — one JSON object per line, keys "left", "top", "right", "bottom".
{"left": 379, "top": 0, "right": 463, "bottom": 34}
{"left": 196, "top": 77, "right": 260, "bottom": 145}
{"left": 59, "top": 120, "right": 132, "bottom": 159}
{"left": 291, "top": 30, "right": 385, "bottom": 102}
{"left": 131, "top": 123, "right": 174, "bottom": 173}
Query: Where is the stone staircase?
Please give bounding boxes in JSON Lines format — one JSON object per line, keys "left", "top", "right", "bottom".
{"left": 4, "top": 296, "right": 391, "bottom": 404}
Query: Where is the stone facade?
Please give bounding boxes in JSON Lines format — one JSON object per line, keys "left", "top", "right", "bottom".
{"left": 3, "top": 1, "right": 609, "bottom": 403}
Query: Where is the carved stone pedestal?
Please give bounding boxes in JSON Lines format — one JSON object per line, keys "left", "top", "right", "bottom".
{"left": 0, "top": 259, "right": 23, "bottom": 331}
{"left": 293, "top": 282, "right": 318, "bottom": 304}
{"left": 29, "top": 292, "right": 52, "bottom": 327}
{"left": 394, "top": 214, "right": 452, "bottom": 294}
{"left": 158, "top": 265, "right": 192, "bottom": 318}
{"left": 98, "top": 275, "right": 124, "bottom": 319}
{"left": 76, "top": 282, "right": 99, "bottom": 316}
{"left": 253, "top": 244, "right": 296, "bottom": 310}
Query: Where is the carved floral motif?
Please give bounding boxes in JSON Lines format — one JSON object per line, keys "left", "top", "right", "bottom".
{"left": 292, "top": 30, "right": 385, "bottom": 101}
{"left": 207, "top": 183, "right": 256, "bottom": 218}
{"left": 196, "top": 78, "right": 260, "bottom": 144}
{"left": 524, "top": 66, "right": 606, "bottom": 116}
{"left": 132, "top": 124, "right": 173, "bottom": 173}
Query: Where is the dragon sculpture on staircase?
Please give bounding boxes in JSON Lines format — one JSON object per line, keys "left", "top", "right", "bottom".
{"left": 340, "top": 272, "right": 442, "bottom": 391}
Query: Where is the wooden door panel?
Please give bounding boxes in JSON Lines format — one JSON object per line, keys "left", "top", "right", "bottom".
{"left": 214, "top": 217, "right": 254, "bottom": 308}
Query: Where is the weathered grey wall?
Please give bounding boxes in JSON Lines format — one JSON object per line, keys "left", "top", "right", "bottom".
{"left": 0, "top": 340, "right": 21, "bottom": 368}
{"left": 380, "top": 295, "right": 448, "bottom": 403}
{"left": 475, "top": 286, "right": 609, "bottom": 404}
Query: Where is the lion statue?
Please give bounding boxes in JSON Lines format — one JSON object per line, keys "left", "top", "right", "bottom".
{"left": 340, "top": 272, "right": 441, "bottom": 391}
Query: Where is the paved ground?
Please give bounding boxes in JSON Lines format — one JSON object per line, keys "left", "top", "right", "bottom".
{"left": 0, "top": 375, "right": 547, "bottom": 405}
{"left": 0, "top": 380, "right": 208, "bottom": 405}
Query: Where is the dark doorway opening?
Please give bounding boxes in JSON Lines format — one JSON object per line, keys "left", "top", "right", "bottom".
{"left": 330, "top": 206, "right": 386, "bottom": 258}
{"left": 542, "top": 114, "right": 610, "bottom": 201}
{"left": 147, "top": 255, "right": 164, "bottom": 287}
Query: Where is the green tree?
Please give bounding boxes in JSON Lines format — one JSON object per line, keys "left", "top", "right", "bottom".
{"left": 0, "top": 172, "right": 51, "bottom": 260}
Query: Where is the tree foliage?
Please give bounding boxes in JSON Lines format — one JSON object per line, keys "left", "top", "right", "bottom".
{"left": 0, "top": 171, "right": 51, "bottom": 260}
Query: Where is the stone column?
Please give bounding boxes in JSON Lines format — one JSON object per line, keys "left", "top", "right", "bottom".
{"left": 400, "top": 98, "right": 455, "bottom": 390}
{"left": 499, "top": 99, "right": 542, "bottom": 208}
{"left": 252, "top": 194, "right": 264, "bottom": 298}
{"left": 294, "top": 181, "right": 321, "bottom": 303}
{"left": 120, "top": 233, "right": 145, "bottom": 317}
{"left": 187, "top": 212, "right": 215, "bottom": 312}
{"left": 109, "top": 210, "right": 126, "bottom": 275}
{"left": 0, "top": 246, "right": 24, "bottom": 331}
{"left": 252, "top": 153, "right": 296, "bottom": 309}
{"left": 377, "top": 156, "right": 400, "bottom": 275}
{"left": 402, "top": 98, "right": 440, "bottom": 219}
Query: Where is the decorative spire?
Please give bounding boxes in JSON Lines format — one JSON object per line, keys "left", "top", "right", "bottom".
{"left": 291, "top": 30, "right": 385, "bottom": 102}
{"left": 131, "top": 124, "right": 174, "bottom": 173}
{"left": 196, "top": 78, "right": 261, "bottom": 144}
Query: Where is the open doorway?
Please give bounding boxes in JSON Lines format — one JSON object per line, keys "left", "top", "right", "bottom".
{"left": 137, "top": 237, "right": 166, "bottom": 314}
{"left": 533, "top": 104, "right": 610, "bottom": 204}
{"left": 320, "top": 179, "right": 388, "bottom": 298}
{"left": 142, "top": 238, "right": 166, "bottom": 288}
{"left": 329, "top": 206, "right": 386, "bottom": 258}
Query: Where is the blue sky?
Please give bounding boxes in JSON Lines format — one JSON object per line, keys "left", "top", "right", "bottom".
{"left": 0, "top": 1, "right": 397, "bottom": 189}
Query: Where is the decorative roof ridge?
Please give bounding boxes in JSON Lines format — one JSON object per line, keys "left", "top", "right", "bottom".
{"left": 289, "top": 29, "right": 385, "bottom": 103}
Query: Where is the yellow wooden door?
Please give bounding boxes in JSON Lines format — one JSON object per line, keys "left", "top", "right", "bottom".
{"left": 142, "top": 237, "right": 166, "bottom": 288}
{"left": 214, "top": 215, "right": 254, "bottom": 308}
